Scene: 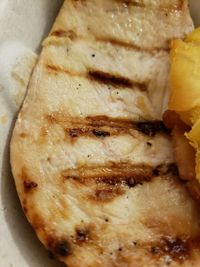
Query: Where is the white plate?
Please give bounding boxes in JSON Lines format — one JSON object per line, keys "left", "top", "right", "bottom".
{"left": 0, "top": 1, "right": 199, "bottom": 267}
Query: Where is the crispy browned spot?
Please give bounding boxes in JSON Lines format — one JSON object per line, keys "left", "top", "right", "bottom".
{"left": 75, "top": 228, "right": 90, "bottom": 244}
{"left": 23, "top": 180, "right": 38, "bottom": 193}
{"left": 21, "top": 168, "right": 38, "bottom": 193}
{"left": 122, "top": 0, "right": 145, "bottom": 8}
{"left": 31, "top": 213, "right": 45, "bottom": 230}
{"left": 46, "top": 114, "right": 59, "bottom": 124}
{"left": 149, "top": 235, "right": 200, "bottom": 263}
{"left": 19, "top": 132, "right": 28, "bottom": 138}
{"left": 153, "top": 164, "right": 178, "bottom": 177}
{"left": 176, "top": 0, "right": 184, "bottom": 10}
{"left": 47, "top": 238, "right": 71, "bottom": 257}
{"left": 51, "top": 30, "right": 76, "bottom": 39}
{"left": 68, "top": 128, "right": 111, "bottom": 139}
{"left": 40, "top": 127, "right": 48, "bottom": 137}
{"left": 136, "top": 121, "right": 169, "bottom": 137}
{"left": 88, "top": 70, "right": 147, "bottom": 90}
{"left": 46, "top": 64, "right": 59, "bottom": 73}
{"left": 150, "top": 237, "right": 189, "bottom": 263}
{"left": 92, "top": 129, "right": 111, "bottom": 138}
{"left": 90, "top": 186, "right": 125, "bottom": 202}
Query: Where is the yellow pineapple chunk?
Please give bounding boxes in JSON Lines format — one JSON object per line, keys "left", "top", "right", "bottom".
{"left": 169, "top": 27, "right": 200, "bottom": 182}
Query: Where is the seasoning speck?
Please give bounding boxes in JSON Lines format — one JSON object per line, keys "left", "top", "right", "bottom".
{"left": 147, "top": 142, "right": 152, "bottom": 147}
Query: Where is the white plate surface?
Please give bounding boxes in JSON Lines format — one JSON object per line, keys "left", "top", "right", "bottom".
{"left": 0, "top": 1, "right": 199, "bottom": 267}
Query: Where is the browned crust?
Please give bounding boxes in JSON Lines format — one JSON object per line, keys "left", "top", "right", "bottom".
{"left": 148, "top": 235, "right": 200, "bottom": 264}
{"left": 21, "top": 168, "right": 38, "bottom": 193}
{"left": 23, "top": 180, "right": 38, "bottom": 193}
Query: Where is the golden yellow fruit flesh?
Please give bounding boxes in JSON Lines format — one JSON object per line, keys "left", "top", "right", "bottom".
{"left": 169, "top": 27, "right": 200, "bottom": 182}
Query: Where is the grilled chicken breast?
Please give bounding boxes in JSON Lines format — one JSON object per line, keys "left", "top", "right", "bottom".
{"left": 10, "top": 1, "right": 200, "bottom": 266}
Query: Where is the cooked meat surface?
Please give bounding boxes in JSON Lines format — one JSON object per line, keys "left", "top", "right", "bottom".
{"left": 11, "top": 1, "right": 200, "bottom": 266}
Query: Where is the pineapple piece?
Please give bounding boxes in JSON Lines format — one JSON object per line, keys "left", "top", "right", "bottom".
{"left": 170, "top": 30, "right": 200, "bottom": 114}
{"left": 169, "top": 27, "right": 200, "bottom": 182}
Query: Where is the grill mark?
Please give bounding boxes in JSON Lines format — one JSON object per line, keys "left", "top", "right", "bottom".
{"left": 97, "top": 37, "right": 168, "bottom": 53}
{"left": 70, "top": 0, "right": 184, "bottom": 10}
{"left": 46, "top": 114, "right": 168, "bottom": 137}
{"left": 122, "top": 1, "right": 145, "bottom": 8}
{"left": 46, "top": 64, "right": 148, "bottom": 90}
{"left": 49, "top": 30, "right": 169, "bottom": 53}
{"left": 136, "top": 121, "right": 169, "bottom": 137}
{"left": 62, "top": 163, "right": 177, "bottom": 187}
{"left": 46, "top": 113, "right": 135, "bottom": 128}
{"left": 86, "top": 116, "right": 139, "bottom": 128}
{"left": 92, "top": 129, "right": 111, "bottom": 138}
{"left": 116, "top": 0, "right": 184, "bottom": 10}
{"left": 51, "top": 29, "right": 77, "bottom": 39}
{"left": 88, "top": 70, "right": 147, "bottom": 90}
{"left": 67, "top": 126, "right": 129, "bottom": 139}
{"left": 46, "top": 64, "right": 78, "bottom": 77}
{"left": 68, "top": 128, "right": 110, "bottom": 138}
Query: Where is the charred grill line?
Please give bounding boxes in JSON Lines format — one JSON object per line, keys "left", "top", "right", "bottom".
{"left": 122, "top": 1, "right": 145, "bottom": 8}
{"left": 50, "top": 30, "right": 169, "bottom": 53}
{"left": 136, "top": 121, "right": 169, "bottom": 137}
{"left": 62, "top": 163, "right": 177, "bottom": 187}
{"left": 45, "top": 64, "right": 78, "bottom": 77}
{"left": 92, "top": 129, "right": 111, "bottom": 138}
{"left": 86, "top": 116, "right": 136, "bottom": 128}
{"left": 96, "top": 36, "right": 170, "bottom": 53}
{"left": 116, "top": 0, "right": 184, "bottom": 10}
{"left": 68, "top": 128, "right": 111, "bottom": 139}
{"left": 88, "top": 70, "right": 148, "bottom": 90}
{"left": 46, "top": 64, "right": 148, "bottom": 90}
{"left": 47, "top": 114, "right": 168, "bottom": 137}
{"left": 51, "top": 29, "right": 76, "bottom": 39}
